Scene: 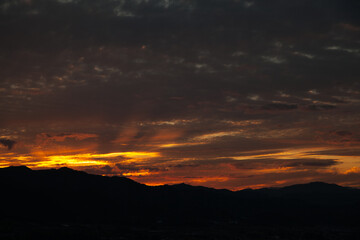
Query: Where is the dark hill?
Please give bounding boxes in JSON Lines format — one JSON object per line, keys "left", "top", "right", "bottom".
{"left": 1, "top": 166, "right": 360, "bottom": 227}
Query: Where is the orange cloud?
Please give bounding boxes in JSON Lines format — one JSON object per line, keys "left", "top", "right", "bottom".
{"left": 344, "top": 167, "right": 360, "bottom": 174}
{"left": 150, "top": 129, "right": 183, "bottom": 142}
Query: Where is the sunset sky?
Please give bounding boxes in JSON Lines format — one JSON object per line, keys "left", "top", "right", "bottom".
{"left": 1, "top": 0, "right": 360, "bottom": 190}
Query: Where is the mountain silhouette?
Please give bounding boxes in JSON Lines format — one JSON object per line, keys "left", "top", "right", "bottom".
{"left": 1, "top": 166, "right": 360, "bottom": 227}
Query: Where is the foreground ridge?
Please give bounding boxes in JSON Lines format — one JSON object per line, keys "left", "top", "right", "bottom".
{"left": 1, "top": 165, "right": 360, "bottom": 226}
{"left": 1, "top": 166, "right": 360, "bottom": 240}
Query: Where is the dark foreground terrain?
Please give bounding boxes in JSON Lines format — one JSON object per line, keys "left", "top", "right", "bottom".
{"left": 1, "top": 166, "right": 360, "bottom": 239}
{"left": 2, "top": 221, "right": 360, "bottom": 240}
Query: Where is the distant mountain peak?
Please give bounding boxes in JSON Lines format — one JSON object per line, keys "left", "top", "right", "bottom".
{"left": 1, "top": 165, "right": 32, "bottom": 172}
{"left": 287, "top": 181, "right": 341, "bottom": 188}
{"left": 279, "top": 181, "right": 348, "bottom": 194}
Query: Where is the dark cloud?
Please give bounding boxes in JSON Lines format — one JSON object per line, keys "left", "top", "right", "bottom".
{"left": 115, "top": 163, "right": 161, "bottom": 174}
{"left": 231, "top": 158, "right": 339, "bottom": 170}
{"left": 315, "top": 130, "right": 359, "bottom": 145}
{"left": 282, "top": 159, "right": 340, "bottom": 168}
{"left": 305, "top": 104, "right": 336, "bottom": 111}
{"left": 0, "top": 138, "right": 16, "bottom": 150}
{"left": 334, "top": 131, "right": 353, "bottom": 137}
{"left": 83, "top": 165, "right": 114, "bottom": 175}
{"left": 262, "top": 103, "right": 298, "bottom": 111}
{"left": 307, "top": 148, "right": 360, "bottom": 157}
{"left": 37, "top": 132, "right": 98, "bottom": 142}
{"left": 160, "top": 138, "right": 298, "bottom": 159}
{"left": 170, "top": 157, "right": 339, "bottom": 170}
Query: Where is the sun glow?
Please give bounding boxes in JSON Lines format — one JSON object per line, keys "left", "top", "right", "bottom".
{"left": 122, "top": 170, "right": 153, "bottom": 176}
{"left": 38, "top": 156, "right": 108, "bottom": 167}
{"left": 0, "top": 151, "right": 161, "bottom": 169}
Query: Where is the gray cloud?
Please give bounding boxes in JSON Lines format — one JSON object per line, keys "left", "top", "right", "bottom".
{"left": 0, "top": 138, "right": 16, "bottom": 150}
{"left": 307, "top": 148, "right": 360, "bottom": 157}
{"left": 262, "top": 103, "right": 298, "bottom": 111}
{"left": 115, "top": 163, "right": 162, "bottom": 174}
{"left": 305, "top": 104, "right": 337, "bottom": 111}
{"left": 170, "top": 157, "right": 340, "bottom": 171}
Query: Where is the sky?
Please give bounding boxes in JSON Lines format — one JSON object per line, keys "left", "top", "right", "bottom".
{"left": 0, "top": 0, "right": 360, "bottom": 190}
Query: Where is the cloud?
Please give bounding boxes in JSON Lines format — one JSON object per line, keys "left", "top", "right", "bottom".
{"left": 169, "top": 157, "right": 339, "bottom": 171}
{"left": 305, "top": 104, "right": 336, "bottom": 111}
{"left": 315, "top": 130, "right": 359, "bottom": 145}
{"left": 0, "top": 138, "right": 16, "bottom": 150}
{"left": 293, "top": 51, "right": 315, "bottom": 59}
{"left": 262, "top": 103, "right": 298, "bottom": 111}
{"left": 307, "top": 148, "right": 360, "bottom": 157}
{"left": 84, "top": 165, "right": 114, "bottom": 175}
{"left": 325, "top": 46, "right": 360, "bottom": 54}
{"left": 115, "top": 163, "right": 161, "bottom": 175}
{"left": 37, "top": 133, "right": 98, "bottom": 142}
{"left": 334, "top": 131, "right": 352, "bottom": 137}
{"left": 261, "top": 56, "right": 286, "bottom": 64}
{"left": 344, "top": 167, "right": 360, "bottom": 174}
{"left": 128, "top": 158, "right": 357, "bottom": 190}
{"left": 232, "top": 158, "right": 340, "bottom": 170}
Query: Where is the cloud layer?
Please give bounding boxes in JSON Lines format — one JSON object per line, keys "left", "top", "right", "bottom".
{"left": 0, "top": 0, "right": 360, "bottom": 189}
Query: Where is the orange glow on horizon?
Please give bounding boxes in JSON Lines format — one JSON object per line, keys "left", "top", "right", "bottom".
{"left": 122, "top": 170, "right": 154, "bottom": 177}
{"left": 0, "top": 151, "right": 161, "bottom": 169}
{"left": 1, "top": 142, "right": 360, "bottom": 190}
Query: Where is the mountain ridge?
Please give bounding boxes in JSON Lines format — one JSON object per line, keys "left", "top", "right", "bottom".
{"left": 1, "top": 165, "right": 360, "bottom": 226}
{"left": 0, "top": 165, "right": 355, "bottom": 191}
